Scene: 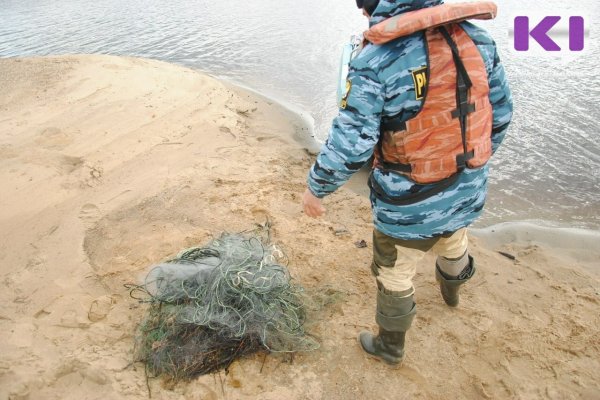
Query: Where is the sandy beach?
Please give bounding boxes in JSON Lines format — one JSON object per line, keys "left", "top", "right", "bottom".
{"left": 1, "top": 55, "right": 599, "bottom": 400}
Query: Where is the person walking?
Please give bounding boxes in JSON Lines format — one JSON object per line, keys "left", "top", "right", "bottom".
{"left": 302, "top": 0, "right": 513, "bottom": 365}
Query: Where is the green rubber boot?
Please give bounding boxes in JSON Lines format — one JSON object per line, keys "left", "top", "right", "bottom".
{"left": 359, "top": 328, "right": 407, "bottom": 365}
{"left": 359, "top": 288, "right": 416, "bottom": 366}
{"left": 435, "top": 255, "right": 476, "bottom": 307}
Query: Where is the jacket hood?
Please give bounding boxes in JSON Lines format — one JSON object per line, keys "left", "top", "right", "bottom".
{"left": 369, "top": 0, "right": 444, "bottom": 27}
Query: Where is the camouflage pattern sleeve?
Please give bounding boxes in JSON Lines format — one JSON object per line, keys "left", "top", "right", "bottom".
{"left": 487, "top": 47, "right": 513, "bottom": 154}
{"left": 307, "top": 65, "right": 385, "bottom": 198}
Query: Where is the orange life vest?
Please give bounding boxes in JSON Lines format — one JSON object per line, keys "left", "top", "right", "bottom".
{"left": 366, "top": 1, "right": 497, "bottom": 185}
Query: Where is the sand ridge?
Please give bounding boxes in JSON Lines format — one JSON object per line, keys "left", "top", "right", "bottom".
{"left": 0, "top": 55, "right": 599, "bottom": 400}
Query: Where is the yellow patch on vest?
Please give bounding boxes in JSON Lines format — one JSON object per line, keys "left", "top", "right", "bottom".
{"left": 411, "top": 66, "right": 428, "bottom": 100}
{"left": 340, "top": 79, "right": 352, "bottom": 109}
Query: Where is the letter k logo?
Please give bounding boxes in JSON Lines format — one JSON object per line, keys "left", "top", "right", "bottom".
{"left": 514, "top": 16, "right": 561, "bottom": 51}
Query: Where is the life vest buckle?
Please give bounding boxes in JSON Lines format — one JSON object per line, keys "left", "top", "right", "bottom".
{"left": 456, "top": 150, "right": 475, "bottom": 169}
{"left": 451, "top": 102, "right": 476, "bottom": 119}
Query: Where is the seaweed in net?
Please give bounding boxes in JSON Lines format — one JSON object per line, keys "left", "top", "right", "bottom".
{"left": 130, "top": 230, "right": 319, "bottom": 380}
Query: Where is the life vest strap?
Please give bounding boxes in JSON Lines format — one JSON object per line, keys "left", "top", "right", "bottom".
{"left": 380, "top": 118, "right": 407, "bottom": 132}
{"left": 382, "top": 96, "right": 488, "bottom": 133}
{"left": 439, "top": 26, "right": 473, "bottom": 160}
{"left": 451, "top": 103, "right": 476, "bottom": 119}
{"left": 455, "top": 150, "right": 475, "bottom": 169}
{"left": 379, "top": 160, "right": 413, "bottom": 173}
{"left": 377, "top": 119, "right": 408, "bottom": 172}
{"left": 368, "top": 170, "right": 460, "bottom": 206}
{"left": 440, "top": 27, "right": 473, "bottom": 89}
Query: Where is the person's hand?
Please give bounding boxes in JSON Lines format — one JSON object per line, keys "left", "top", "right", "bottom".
{"left": 302, "top": 189, "right": 326, "bottom": 218}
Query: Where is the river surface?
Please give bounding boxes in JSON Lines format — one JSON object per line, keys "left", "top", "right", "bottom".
{"left": 1, "top": 0, "right": 599, "bottom": 229}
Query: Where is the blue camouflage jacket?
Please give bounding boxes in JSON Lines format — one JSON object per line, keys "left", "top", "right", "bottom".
{"left": 307, "top": 0, "right": 513, "bottom": 240}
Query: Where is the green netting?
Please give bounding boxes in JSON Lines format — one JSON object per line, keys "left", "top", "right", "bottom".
{"left": 130, "top": 229, "right": 319, "bottom": 380}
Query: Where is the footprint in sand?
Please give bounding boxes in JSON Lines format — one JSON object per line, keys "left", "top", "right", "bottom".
{"left": 52, "top": 360, "right": 110, "bottom": 387}
{"left": 35, "top": 127, "right": 73, "bottom": 150}
{"left": 79, "top": 203, "right": 102, "bottom": 229}
{"left": 251, "top": 207, "right": 272, "bottom": 226}
{"left": 88, "top": 295, "right": 116, "bottom": 323}
{"left": 0, "top": 144, "right": 18, "bottom": 159}
{"left": 57, "top": 155, "right": 84, "bottom": 174}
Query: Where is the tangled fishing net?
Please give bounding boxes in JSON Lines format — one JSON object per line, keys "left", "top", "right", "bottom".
{"left": 130, "top": 229, "right": 319, "bottom": 380}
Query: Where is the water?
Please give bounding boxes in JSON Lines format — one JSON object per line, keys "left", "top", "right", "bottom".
{"left": 1, "top": 0, "right": 599, "bottom": 229}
